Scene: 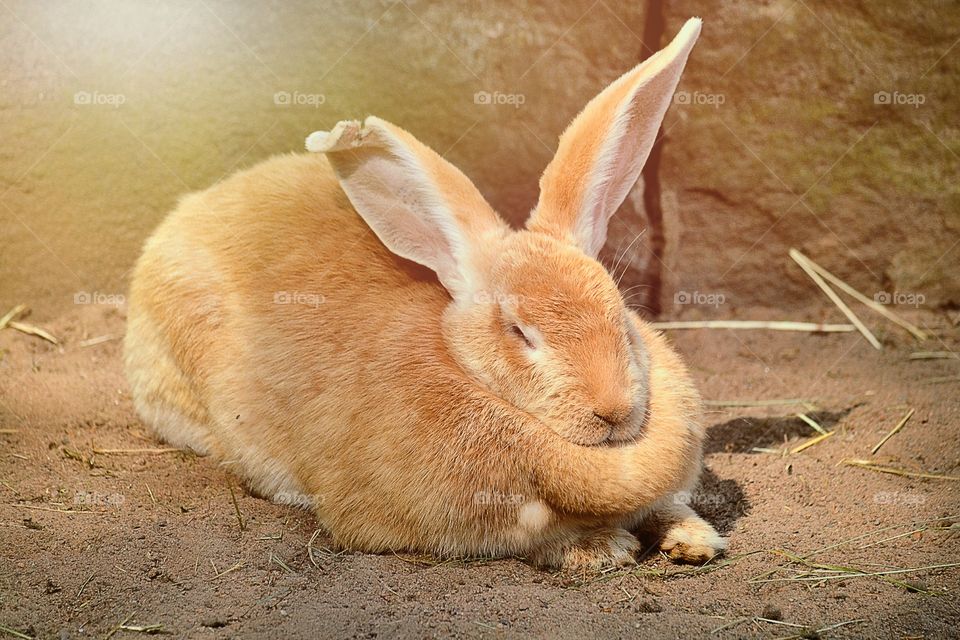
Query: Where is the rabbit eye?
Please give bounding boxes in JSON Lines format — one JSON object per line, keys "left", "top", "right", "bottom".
{"left": 510, "top": 324, "right": 535, "bottom": 350}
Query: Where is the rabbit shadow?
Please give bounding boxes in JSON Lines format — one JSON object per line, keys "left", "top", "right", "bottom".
{"left": 704, "top": 408, "right": 854, "bottom": 455}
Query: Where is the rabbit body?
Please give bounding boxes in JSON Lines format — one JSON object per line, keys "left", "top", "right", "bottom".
{"left": 125, "top": 18, "right": 727, "bottom": 569}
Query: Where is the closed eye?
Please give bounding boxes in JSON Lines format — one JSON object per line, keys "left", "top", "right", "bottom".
{"left": 510, "top": 324, "right": 536, "bottom": 350}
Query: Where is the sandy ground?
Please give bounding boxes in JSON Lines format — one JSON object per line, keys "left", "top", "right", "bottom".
{"left": 1, "top": 303, "right": 959, "bottom": 639}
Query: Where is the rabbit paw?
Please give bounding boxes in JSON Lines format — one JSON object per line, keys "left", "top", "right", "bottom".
{"left": 659, "top": 516, "right": 727, "bottom": 564}
{"left": 533, "top": 527, "right": 640, "bottom": 571}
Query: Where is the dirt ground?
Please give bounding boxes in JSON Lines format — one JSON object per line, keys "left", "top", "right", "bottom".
{"left": 1, "top": 303, "right": 958, "bottom": 639}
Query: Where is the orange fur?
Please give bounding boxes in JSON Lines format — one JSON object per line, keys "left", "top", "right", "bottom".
{"left": 124, "top": 18, "right": 725, "bottom": 569}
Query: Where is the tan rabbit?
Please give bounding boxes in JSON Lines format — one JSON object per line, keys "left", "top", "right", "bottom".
{"left": 124, "top": 17, "right": 725, "bottom": 570}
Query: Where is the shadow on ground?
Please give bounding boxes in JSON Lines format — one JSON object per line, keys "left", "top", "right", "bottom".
{"left": 704, "top": 408, "right": 854, "bottom": 455}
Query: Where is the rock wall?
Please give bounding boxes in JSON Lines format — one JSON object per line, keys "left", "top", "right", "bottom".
{"left": 1, "top": 0, "right": 956, "bottom": 319}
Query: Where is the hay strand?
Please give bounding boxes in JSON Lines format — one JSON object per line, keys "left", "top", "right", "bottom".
{"left": 789, "top": 249, "right": 881, "bottom": 349}
{"left": 652, "top": 320, "right": 855, "bottom": 332}
{"left": 791, "top": 431, "right": 835, "bottom": 454}
{"left": 791, "top": 249, "right": 927, "bottom": 341}
{"left": 871, "top": 408, "right": 915, "bottom": 455}
{"left": 842, "top": 459, "right": 960, "bottom": 481}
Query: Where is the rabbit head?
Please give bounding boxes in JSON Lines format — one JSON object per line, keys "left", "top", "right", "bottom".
{"left": 306, "top": 18, "right": 701, "bottom": 447}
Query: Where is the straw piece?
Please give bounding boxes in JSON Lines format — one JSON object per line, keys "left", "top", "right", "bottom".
{"left": 791, "top": 249, "right": 927, "bottom": 341}
{"left": 79, "top": 335, "right": 116, "bottom": 348}
{"left": 7, "top": 320, "right": 59, "bottom": 345}
{"left": 706, "top": 399, "right": 819, "bottom": 411}
{"left": 0, "top": 623, "right": 35, "bottom": 640}
{"left": 92, "top": 447, "right": 184, "bottom": 455}
{"left": 796, "top": 412, "right": 828, "bottom": 435}
{"left": 789, "top": 249, "right": 881, "bottom": 349}
{"left": 791, "top": 431, "right": 834, "bottom": 454}
{"left": 909, "top": 351, "right": 958, "bottom": 360}
{"left": 871, "top": 408, "right": 915, "bottom": 455}
{"left": 0, "top": 304, "right": 27, "bottom": 329}
{"left": 652, "top": 320, "right": 855, "bottom": 332}
{"left": 842, "top": 459, "right": 960, "bottom": 481}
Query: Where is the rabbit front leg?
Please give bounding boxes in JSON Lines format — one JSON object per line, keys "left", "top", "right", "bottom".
{"left": 655, "top": 498, "right": 727, "bottom": 563}
{"left": 618, "top": 495, "right": 727, "bottom": 564}
{"left": 526, "top": 525, "right": 641, "bottom": 571}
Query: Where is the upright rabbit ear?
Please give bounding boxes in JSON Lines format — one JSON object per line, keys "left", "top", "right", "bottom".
{"left": 307, "top": 117, "right": 508, "bottom": 300}
{"left": 527, "top": 18, "right": 702, "bottom": 257}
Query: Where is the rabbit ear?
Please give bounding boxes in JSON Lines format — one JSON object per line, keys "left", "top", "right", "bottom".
{"left": 307, "top": 117, "right": 508, "bottom": 300}
{"left": 527, "top": 18, "right": 702, "bottom": 257}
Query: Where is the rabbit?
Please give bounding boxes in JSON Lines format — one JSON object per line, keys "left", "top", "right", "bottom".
{"left": 124, "top": 17, "right": 726, "bottom": 570}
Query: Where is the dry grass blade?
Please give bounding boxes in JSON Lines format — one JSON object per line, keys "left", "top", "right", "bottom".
{"left": 103, "top": 614, "right": 133, "bottom": 640}
{"left": 789, "top": 249, "right": 881, "bottom": 349}
{"left": 808, "top": 515, "right": 959, "bottom": 558}
{"left": 777, "top": 619, "right": 866, "bottom": 640}
{"left": 14, "top": 504, "right": 103, "bottom": 515}
{"left": 842, "top": 459, "right": 960, "bottom": 481}
{"left": 706, "top": 399, "right": 818, "bottom": 410}
{"left": 651, "top": 320, "right": 855, "bottom": 332}
{"left": 79, "top": 335, "right": 116, "bottom": 348}
{"left": 118, "top": 623, "right": 164, "bottom": 634}
{"left": 755, "top": 560, "right": 960, "bottom": 583}
{"left": 8, "top": 320, "right": 59, "bottom": 345}
{"left": 910, "top": 351, "right": 958, "bottom": 359}
{"left": 0, "top": 304, "right": 27, "bottom": 329}
{"left": 209, "top": 561, "right": 244, "bottom": 580}
{"left": 791, "top": 249, "right": 927, "bottom": 341}
{"left": 921, "top": 375, "right": 960, "bottom": 385}
{"left": 0, "top": 623, "right": 35, "bottom": 640}
{"left": 270, "top": 553, "right": 296, "bottom": 574}
{"left": 0, "top": 429, "right": 19, "bottom": 435}
{"left": 790, "top": 431, "right": 834, "bottom": 454}
{"left": 871, "top": 408, "right": 915, "bottom": 455}
{"left": 228, "top": 483, "right": 245, "bottom": 532}
{"left": 92, "top": 447, "right": 184, "bottom": 455}
{"left": 795, "top": 412, "right": 828, "bottom": 435}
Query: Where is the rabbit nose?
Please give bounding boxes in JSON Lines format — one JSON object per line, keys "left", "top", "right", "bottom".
{"left": 593, "top": 403, "right": 632, "bottom": 426}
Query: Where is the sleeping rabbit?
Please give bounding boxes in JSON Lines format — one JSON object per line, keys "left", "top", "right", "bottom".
{"left": 124, "top": 17, "right": 726, "bottom": 570}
